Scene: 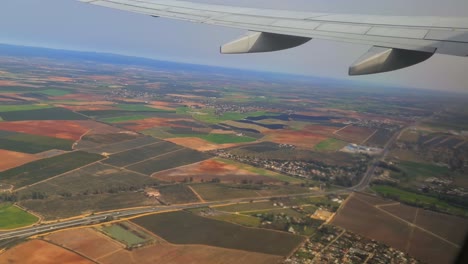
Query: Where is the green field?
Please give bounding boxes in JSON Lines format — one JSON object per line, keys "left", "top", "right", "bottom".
{"left": 115, "top": 104, "right": 173, "bottom": 112}
{"left": 185, "top": 108, "right": 272, "bottom": 124}
{"left": 38, "top": 89, "right": 72, "bottom": 96}
{"left": 131, "top": 211, "right": 304, "bottom": 256}
{"left": 0, "top": 132, "right": 73, "bottom": 154}
{"left": 101, "top": 223, "right": 150, "bottom": 247}
{"left": 214, "top": 201, "right": 279, "bottom": 213}
{"left": 372, "top": 185, "right": 468, "bottom": 216}
{"left": 208, "top": 213, "right": 261, "bottom": 227}
{"left": 0, "top": 107, "right": 87, "bottom": 121}
{"left": 399, "top": 161, "right": 450, "bottom": 179}
{"left": 0, "top": 104, "right": 52, "bottom": 112}
{"left": 190, "top": 183, "right": 262, "bottom": 201}
{"left": 314, "top": 138, "right": 347, "bottom": 152}
{"left": 0, "top": 151, "right": 103, "bottom": 188}
{"left": 101, "top": 115, "right": 149, "bottom": 123}
{"left": 0, "top": 204, "right": 38, "bottom": 230}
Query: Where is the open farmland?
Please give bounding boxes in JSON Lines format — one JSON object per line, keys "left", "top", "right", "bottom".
{"left": 20, "top": 192, "right": 158, "bottom": 220}
{"left": 335, "top": 125, "right": 376, "bottom": 143}
{"left": 46, "top": 228, "right": 123, "bottom": 260}
{"left": 331, "top": 192, "right": 468, "bottom": 264}
{"left": 263, "top": 129, "right": 327, "bottom": 148}
{"left": 0, "top": 203, "right": 38, "bottom": 229}
{"left": 0, "top": 131, "right": 73, "bottom": 154}
{"left": 170, "top": 133, "right": 257, "bottom": 144}
{"left": 132, "top": 211, "right": 305, "bottom": 256}
{"left": 0, "top": 104, "right": 53, "bottom": 112}
{"left": 164, "top": 137, "right": 238, "bottom": 151}
{"left": 0, "top": 107, "right": 88, "bottom": 121}
{"left": 83, "top": 136, "right": 159, "bottom": 154}
{"left": 156, "top": 184, "right": 200, "bottom": 204}
{"left": 0, "top": 240, "right": 93, "bottom": 264}
{"left": 152, "top": 158, "right": 294, "bottom": 184}
{"left": 0, "top": 120, "right": 90, "bottom": 140}
{"left": 0, "top": 151, "right": 103, "bottom": 189}
{"left": 44, "top": 226, "right": 283, "bottom": 264}
{"left": 0, "top": 149, "right": 38, "bottom": 172}
{"left": 314, "top": 138, "right": 348, "bottom": 152}
{"left": 100, "top": 222, "right": 154, "bottom": 248}
{"left": 103, "top": 141, "right": 181, "bottom": 167}
{"left": 127, "top": 148, "right": 209, "bottom": 175}
{"left": 18, "top": 163, "right": 158, "bottom": 197}
{"left": 365, "top": 128, "right": 395, "bottom": 147}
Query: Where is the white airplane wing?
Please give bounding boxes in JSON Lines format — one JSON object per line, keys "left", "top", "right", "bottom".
{"left": 79, "top": 0, "right": 468, "bottom": 75}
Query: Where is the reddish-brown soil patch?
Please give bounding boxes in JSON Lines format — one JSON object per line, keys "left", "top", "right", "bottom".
{"left": 166, "top": 137, "right": 238, "bottom": 151}
{"left": 0, "top": 121, "right": 89, "bottom": 140}
{"left": 46, "top": 228, "right": 123, "bottom": 260}
{"left": 0, "top": 240, "right": 93, "bottom": 264}
{"left": 47, "top": 76, "right": 73, "bottom": 82}
{"left": 335, "top": 125, "right": 376, "bottom": 143}
{"left": 0, "top": 80, "right": 36, "bottom": 87}
{"left": 0, "top": 120, "right": 121, "bottom": 141}
{"left": 122, "top": 118, "right": 191, "bottom": 131}
{"left": 152, "top": 158, "right": 280, "bottom": 184}
{"left": 263, "top": 129, "right": 327, "bottom": 148}
{"left": 331, "top": 193, "right": 465, "bottom": 264}
{"left": 0, "top": 149, "right": 38, "bottom": 172}
{"left": 100, "top": 241, "right": 282, "bottom": 264}
{"left": 60, "top": 104, "right": 117, "bottom": 112}
{"left": 52, "top": 93, "right": 106, "bottom": 101}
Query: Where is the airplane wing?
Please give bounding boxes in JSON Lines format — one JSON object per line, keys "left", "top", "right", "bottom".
{"left": 79, "top": 0, "right": 468, "bottom": 75}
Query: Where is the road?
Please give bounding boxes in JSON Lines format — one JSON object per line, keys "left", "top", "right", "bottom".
{"left": 352, "top": 126, "right": 406, "bottom": 191}
{"left": 0, "top": 190, "right": 348, "bottom": 241}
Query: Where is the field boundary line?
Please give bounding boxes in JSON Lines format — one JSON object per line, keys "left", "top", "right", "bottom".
{"left": 95, "top": 248, "right": 124, "bottom": 261}
{"left": 100, "top": 162, "right": 153, "bottom": 178}
{"left": 150, "top": 159, "right": 208, "bottom": 177}
{"left": 188, "top": 185, "right": 206, "bottom": 203}
{"left": 312, "top": 229, "right": 346, "bottom": 264}
{"left": 14, "top": 157, "right": 107, "bottom": 192}
{"left": 361, "top": 129, "right": 378, "bottom": 144}
{"left": 375, "top": 202, "right": 401, "bottom": 208}
{"left": 104, "top": 141, "right": 163, "bottom": 155}
{"left": 333, "top": 124, "right": 351, "bottom": 135}
{"left": 405, "top": 208, "right": 419, "bottom": 252}
{"left": 80, "top": 138, "right": 160, "bottom": 154}
{"left": 73, "top": 129, "right": 92, "bottom": 150}
{"left": 354, "top": 195, "right": 460, "bottom": 248}
{"left": 123, "top": 147, "right": 185, "bottom": 168}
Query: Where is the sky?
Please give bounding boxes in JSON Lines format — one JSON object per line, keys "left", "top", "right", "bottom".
{"left": 0, "top": 0, "right": 468, "bottom": 92}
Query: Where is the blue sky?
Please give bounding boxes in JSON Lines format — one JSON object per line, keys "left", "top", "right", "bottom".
{"left": 1, "top": 0, "right": 468, "bottom": 92}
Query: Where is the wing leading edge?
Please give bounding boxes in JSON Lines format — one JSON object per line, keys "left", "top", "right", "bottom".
{"left": 79, "top": 0, "right": 468, "bottom": 75}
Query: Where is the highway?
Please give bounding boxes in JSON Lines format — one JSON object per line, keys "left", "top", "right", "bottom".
{"left": 0, "top": 191, "right": 347, "bottom": 241}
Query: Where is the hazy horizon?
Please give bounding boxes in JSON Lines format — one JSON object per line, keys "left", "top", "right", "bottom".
{"left": 1, "top": 0, "right": 468, "bottom": 92}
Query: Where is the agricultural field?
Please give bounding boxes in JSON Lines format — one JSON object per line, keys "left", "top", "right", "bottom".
{"left": 0, "top": 203, "right": 38, "bottom": 229}
{"left": 20, "top": 192, "right": 158, "bottom": 220}
{"left": 0, "top": 131, "right": 73, "bottom": 154}
{"left": 0, "top": 149, "right": 38, "bottom": 172}
{"left": 0, "top": 120, "right": 90, "bottom": 141}
{"left": 18, "top": 163, "right": 159, "bottom": 197}
{"left": 331, "top": 192, "right": 467, "bottom": 264}
{"left": 157, "top": 184, "right": 200, "bottom": 204}
{"left": 102, "top": 114, "right": 151, "bottom": 123}
{"left": 0, "top": 107, "right": 88, "bottom": 121}
{"left": 80, "top": 132, "right": 138, "bottom": 145}
{"left": 100, "top": 222, "right": 153, "bottom": 248}
{"left": 189, "top": 183, "right": 312, "bottom": 201}
{"left": 152, "top": 158, "right": 298, "bottom": 184}
{"left": 131, "top": 211, "right": 305, "bottom": 256}
{"left": 127, "top": 148, "right": 209, "bottom": 175}
{"left": 365, "top": 128, "right": 395, "bottom": 147}
{"left": 314, "top": 138, "right": 348, "bottom": 152}
{"left": 103, "top": 141, "right": 181, "bottom": 167}
{"left": 335, "top": 125, "right": 376, "bottom": 143}
{"left": 0, "top": 240, "right": 93, "bottom": 264}
{"left": 0, "top": 104, "right": 52, "bottom": 112}
{"left": 0, "top": 151, "right": 103, "bottom": 189}
{"left": 84, "top": 136, "right": 159, "bottom": 154}
{"left": 262, "top": 129, "right": 327, "bottom": 148}
{"left": 169, "top": 133, "right": 257, "bottom": 144}
{"left": 371, "top": 185, "right": 467, "bottom": 216}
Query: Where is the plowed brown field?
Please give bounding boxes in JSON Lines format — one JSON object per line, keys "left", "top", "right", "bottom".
{"left": 0, "top": 120, "right": 121, "bottom": 141}
{"left": 152, "top": 158, "right": 280, "bottom": 184}
{"left": 263, "top": 129, "right": 327, "bottom": 148}
{"left": 0, "top": 149, "right": 38, "bottom": 171}
{"left": 166, "top": 137, "right": 237, "bottom": 151}
{"left": 0, "top": 240, "right": 93, "bottom": 264}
